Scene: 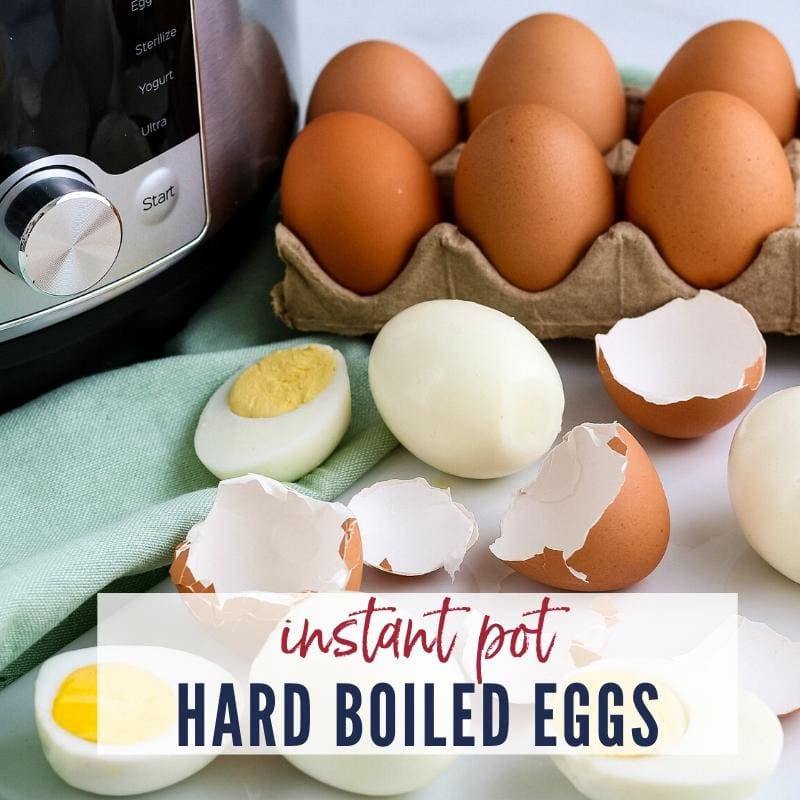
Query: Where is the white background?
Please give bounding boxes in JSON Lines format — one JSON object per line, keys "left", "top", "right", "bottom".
{"left": 288, "top": 0, "right": 800, "bottom": 110}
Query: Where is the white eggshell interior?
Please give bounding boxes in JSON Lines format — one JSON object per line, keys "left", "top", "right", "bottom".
{"left": 490, "top": 423, "right": 627, "bottom": 581}
{"left": 738, "top": 617, "right": 800, "bottom": 716}
{"left": 194, "top": 345, "right": 351, "bottom": 482}
{"left": 368, "top": 299, "right": 565, "bottom": 479}
{"left": 596, "top": 291, "right": 765, "bottom": 405}
{"left": 348, "top": 478, "right": 478, "bottom": 578}
{"left": 179, "top": 475, "right": 355, "bottom": 592}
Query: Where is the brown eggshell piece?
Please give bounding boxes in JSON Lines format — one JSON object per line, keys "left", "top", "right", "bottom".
{"left": 454, "top": 103, "right": 615, "bottom": 291}
{"left": 340, "top": 517, "right": 364, "bottom": 591}
{"left": 595, "top": 292, "right": 766, "bottom": 439}
{"left": 492, "top": 423, "right": 670, "bottom": 592}
{"left": 468, "top": 13, "right": 626, "bottom": 152}
{"left": 169, "top": 475, "right": 363, "bottom": 595}
{"left": 307, "top": 40, "right": 461, "bottom": 163}
{"left": 640, "top": 20, "right": 798, "bottom": 144}
{"left": 280, "top": 111, "right": 442, "bottom": 295}
{"left": 626, "top": 90, "right": 796, "bottom": 289}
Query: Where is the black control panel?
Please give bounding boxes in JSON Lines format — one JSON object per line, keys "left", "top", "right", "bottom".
{"left": 0, "top": 0, "right": 200, "bottom": 178}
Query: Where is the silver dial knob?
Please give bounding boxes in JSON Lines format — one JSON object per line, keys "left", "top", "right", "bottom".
{"left": 0, "top": 168, "right": 122, "bottom": 296}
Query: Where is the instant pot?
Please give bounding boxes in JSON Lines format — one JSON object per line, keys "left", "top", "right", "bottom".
{"left": 0, "top": 0, "right": 297, "bottom": 408}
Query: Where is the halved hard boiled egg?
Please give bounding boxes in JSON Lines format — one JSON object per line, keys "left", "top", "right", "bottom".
{"left": 195, "top": 344, "right": 351, "bottom": 481}
{"left": 35, "top": 646, "right": 233, "bottom": 796}
{"left": 553, "top": 683, "right": 782, "bottom": 800}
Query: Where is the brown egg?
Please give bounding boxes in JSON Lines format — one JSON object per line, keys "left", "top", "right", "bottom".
{"left": 468, "top": 13, "right": 626, "bottom": 153}
{"left": 492, "top": 423, "right": 669, "bottom": 592}
{"left": 626, "top": 91, "right": 795, "bottom": 289}
{"left": 307, "top": 40, "right": 460, "bottom": 163}
{"left": 280, "top": 111, "right": 442, "bottom": 295}
{"left": 454, "top": 104, "right": 615, "bottom": 291}
{"left": 641, "top": 20, "right": 798, "bottom": 143}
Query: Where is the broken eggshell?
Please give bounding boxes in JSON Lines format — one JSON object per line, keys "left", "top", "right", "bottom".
{"left": 348, "top": 478, "right": 478, "bottom": 579}
{"left": 738, "top": 616, "right": 800, "bottom": 716}
{"left": 490, "top": 423, "right": 669, "bottom": 591}
{"left": 169, "top": 475, "right": 362, "bottom": 649}
{"left": 596, "top": 292, "right": 765, "bottom": 439}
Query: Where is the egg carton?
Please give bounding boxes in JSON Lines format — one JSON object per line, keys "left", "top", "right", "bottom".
{"left": 271, "top": 87, "right": 800, "bottom": 340}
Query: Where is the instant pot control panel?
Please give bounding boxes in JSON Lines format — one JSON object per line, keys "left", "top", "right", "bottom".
{"left": 0, "top": 0, "right": 208, "bottom": 341}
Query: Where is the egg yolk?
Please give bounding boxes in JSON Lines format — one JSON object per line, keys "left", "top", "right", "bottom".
{"left": 228, "top": 345, "right": 336, "bottom": 418}
{"left": 554, "top": 669, "right": 689, "bottom": 756}
{"left": 52, "top": 663, "right": 175, "bottom": 745}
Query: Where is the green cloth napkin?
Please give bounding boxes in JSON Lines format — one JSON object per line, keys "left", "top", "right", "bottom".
{"left": 0, "top": 204, "right": 397, "bottom": 689}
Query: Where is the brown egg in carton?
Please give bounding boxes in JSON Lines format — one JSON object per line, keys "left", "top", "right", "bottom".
{"left": 272, "top": 87, "right": 800, "bottom": 340}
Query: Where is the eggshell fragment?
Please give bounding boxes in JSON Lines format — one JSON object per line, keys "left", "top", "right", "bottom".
{"left": 170, "top": 474, "right": 362, "bottom": 596}
{"left": 596, "top": 292, "right": 765, "bottom": 439}
{"left": 348, "top": 478, "right": 478, "bottom": 579}
{"left": 738, "top": 616, "right": 800, "bottom": 716}
{"left": 490, "top": 423, "right": 669, "bottom": 591}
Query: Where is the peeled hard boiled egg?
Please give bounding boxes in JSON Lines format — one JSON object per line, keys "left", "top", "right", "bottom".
{"left": 369, "top": 300, "right": 564, "bottom": 479}
{"left": 729, "top": 387, "right": 800, "bottom": 584}
{"left": 35, "top": 646, "right": 231, "bottom": 796}
{"left": 455, "top": 103, "right": 615, "bottom": 291}
{"left": 307, "top": 40, "right": 460, "bottom": 163}
{"left": 641, "top": 20, "right": 797, "bottom": 143}
{"left": 195, "top": 344, "right": 351, "bottom": 482}
{"left": 626, "top": 90, "right": 795, "bottom": 289}
{"left": 280, "top": 111, "right": 442, "bottom": 294}
{"left": 468, "top": 13, "right": 626, "bottom": 152}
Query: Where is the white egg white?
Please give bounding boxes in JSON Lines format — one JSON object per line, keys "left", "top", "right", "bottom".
{"left": 369, "top": 300, "right": 564, "bottom": 479}
{"left": 283, "top": 753, "right": 458, "bottom": 797}
{"left": 35, "top": 646, "right": 233, "bottom": 796}
{"left": 195, "top": 345, "right": 351, "bottom": 482}
{"left": 552, "top": 661, "right": 782, "bottom": 800}
{"left": 729, "top": 386, "right": 800, "bottom": 584}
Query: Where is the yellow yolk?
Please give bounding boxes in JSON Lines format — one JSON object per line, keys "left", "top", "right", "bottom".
{"left": 554, "top": 670, "right": 689, "bottom": 756}
{"left": 228, "top": 345, "right": 336, "bottom": 418}
{"left": 52, "top": 663, "right": 175, "bottom": 745}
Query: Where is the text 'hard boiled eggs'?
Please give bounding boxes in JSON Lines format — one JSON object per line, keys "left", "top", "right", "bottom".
{"left": 348, "top": 478, "right": 479, "bottom": 579}
{"left": 195, "top": 344, "right": 351, "bottom": 482}
{"left": 491, "top": 423, "right": 669, "bottom": 591}
{"left": 35, "top": 646, "right": 232, "bottom": 796}
{"left": 729, "top": 387, "right": 800, "bottom": 584}
{"left": 596, "top": 292, "right": 766, "bottom": 438}
{"left": 369, "top": 300, "right": 564, "bottom": 479}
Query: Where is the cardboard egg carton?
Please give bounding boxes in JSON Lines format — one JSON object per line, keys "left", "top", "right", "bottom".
{"left": 272, "top": 88, "right": 800, "bottom": 339}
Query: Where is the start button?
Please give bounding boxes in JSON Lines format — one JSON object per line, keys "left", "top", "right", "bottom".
{"left": 137, "top": 167, "right": 179, "bottom": 224}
